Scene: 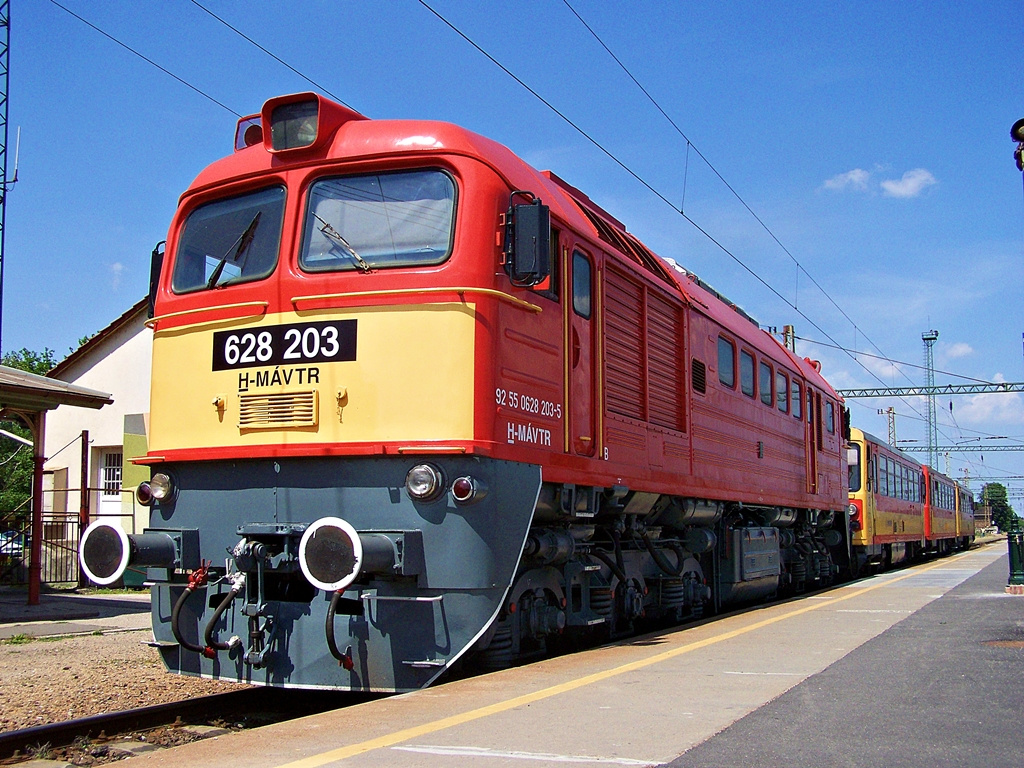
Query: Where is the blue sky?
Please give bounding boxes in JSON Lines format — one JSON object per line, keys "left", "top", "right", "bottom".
{"left": 9, "top": 1, "right": 1024, "bottom": 497}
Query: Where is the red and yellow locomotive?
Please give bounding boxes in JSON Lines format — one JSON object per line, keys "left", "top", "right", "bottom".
{"left": 80, "top": 93, "right": 850, "bottom": 692}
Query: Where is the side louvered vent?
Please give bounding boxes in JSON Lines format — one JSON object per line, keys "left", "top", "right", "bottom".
{"left": 239, "top": 390, "right": 318, "bottom": 429}
{"left": 692, "top": 358, "right": 707, "bottom": 394}
{"left": 604, "top": 267, "right": 645, "bottom": 421}
{"left": 647, "top": 291, "right": 684, "bottom": 430}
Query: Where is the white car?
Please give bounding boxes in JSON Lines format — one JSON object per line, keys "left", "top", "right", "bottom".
{"left": 0, "top": 529, "right": 24, "bottom": 558}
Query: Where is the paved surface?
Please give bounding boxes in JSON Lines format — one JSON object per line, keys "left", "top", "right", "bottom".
{"left": 113, "top": 542, "right": 1012, "bottom": 768}
{"left": 0, "top": 588, "right": 151, "bottom": 639}
{"left": 667, "top": 548, "right": 1024, "bottom": 768}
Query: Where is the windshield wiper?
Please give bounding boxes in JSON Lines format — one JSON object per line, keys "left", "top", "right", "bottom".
{"left": 312, "top": 212, "right": 371, "bottom": 273}
{"left": 206, "top": 211, "right": 262, "bottom": 289}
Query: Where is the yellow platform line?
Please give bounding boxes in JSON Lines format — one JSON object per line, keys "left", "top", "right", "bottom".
{"left": 276, "top": 551, "right": 978, "bottom": 768}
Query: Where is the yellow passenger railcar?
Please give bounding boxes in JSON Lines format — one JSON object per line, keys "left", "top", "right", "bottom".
{"left": 847, "top": 428, "right": 925, "bottom": 573}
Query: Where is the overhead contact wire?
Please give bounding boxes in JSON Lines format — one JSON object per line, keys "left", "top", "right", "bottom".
{"left": 45, "top": 0, "right": 241, "bottom": 117}
{"left": 417, "top": 0, "right": 934, "bottom": 428}
{"left": 561, "top": 0, "right": 917, "bottom": 388}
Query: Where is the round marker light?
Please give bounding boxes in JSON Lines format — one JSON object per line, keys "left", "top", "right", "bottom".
{"left": 452, "top": 475, "right": 488, "bottom": 505}
{"left": 847, "top": 503, "right": 858, "bottom": 516}
{"left": 149, "top": 473, "right": 174, "bottom": 501}
{"left": 406, "top": 464, "right": 444, "bottom": 502}
{"left": 136, "top": 482, "right": 154, "bottom": 507}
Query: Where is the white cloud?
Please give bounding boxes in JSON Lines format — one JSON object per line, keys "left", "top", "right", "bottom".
{"left": 956, "top": 373, "right": 1024, "bottom": 426}
{"left": 822, "top": 168, "right": 870, "bottom": 192}
{"left": 110, "top": 262, "right": 124, "bottom": 291}
{"left": 944, "top": 342, "right": 973, "bottom": 360}
{"left": 880, "top": 168, "right": 937, "bottom": 198}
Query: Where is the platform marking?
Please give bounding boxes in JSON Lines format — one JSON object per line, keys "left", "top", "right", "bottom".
{"left": 393, "top": 745, "right": 657, "bottom": 765}
{"left": 273, "top": 551, "right": 983, "bottom": 768}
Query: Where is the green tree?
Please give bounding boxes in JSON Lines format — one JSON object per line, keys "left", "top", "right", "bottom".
{"left": 0, "top": 348, "right": 56, "bottom": 514}
{"left": 981, "top": 482, "right": 1019, "bottom": 532}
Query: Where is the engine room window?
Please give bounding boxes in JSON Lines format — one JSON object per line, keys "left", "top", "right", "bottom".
{"left": 172, "top": 186, "right": 286, "bottom": 293}
{"left": 759, "top": 361, "right": 773, "bottom": 405}
{"left": 300, "top": 170, "right": 456, "bottom": 272}
{"left": 740, "top": 350, "right": 755, "bottom": 398}
{"left": 776, "top": 372, "right": 789, "bottom": 412}
{"left": 572, "top": 251, "right": 592, "bottom": 318}
{"left": 717, "top": 337, "right": 735, "bottom": 388}
{"left": 792, "top": 382, "right": 802, "bottom": 419}
{"left": 826, "top": 401, "right": 835, "bottom": 434}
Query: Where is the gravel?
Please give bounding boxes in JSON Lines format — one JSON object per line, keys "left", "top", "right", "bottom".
{"left": 0, "top": 628, "right": 241, "bottom": 733}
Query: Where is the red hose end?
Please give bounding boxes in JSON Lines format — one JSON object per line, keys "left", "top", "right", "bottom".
{"left": 202, "top": 647, "right": 218, "bottom": 659}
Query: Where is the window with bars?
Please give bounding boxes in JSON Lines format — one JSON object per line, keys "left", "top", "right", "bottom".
{"left": 101, "top": 452, "right": 123, "bottom": 497}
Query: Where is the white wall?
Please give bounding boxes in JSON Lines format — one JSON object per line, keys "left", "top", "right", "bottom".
{"left": 42, "top": 309, "right": 152, "bottom": 532}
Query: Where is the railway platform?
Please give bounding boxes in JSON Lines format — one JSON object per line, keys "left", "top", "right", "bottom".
{"left": 115, "top": 540, "right": 1018, "bottom": 768}
{"left": 0, "top": 589, "right": 150, "bottom": 639}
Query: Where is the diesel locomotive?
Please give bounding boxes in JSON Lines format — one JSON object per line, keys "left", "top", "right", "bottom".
{"left": 80, "top": 92, "right": 855, "bottom": 692}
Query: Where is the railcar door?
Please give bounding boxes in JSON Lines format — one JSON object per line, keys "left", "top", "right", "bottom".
{"left": 567, "top": 248, "right": 597, "bottom": 457}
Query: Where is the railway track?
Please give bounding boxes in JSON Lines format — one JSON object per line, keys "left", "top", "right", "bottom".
{"left": 0, "top": 686, "right": 376, "bottom": 765}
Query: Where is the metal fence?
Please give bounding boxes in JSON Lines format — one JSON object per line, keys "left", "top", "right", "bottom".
{"left": 0, "top": 487, "right": 135, "bottom": 588}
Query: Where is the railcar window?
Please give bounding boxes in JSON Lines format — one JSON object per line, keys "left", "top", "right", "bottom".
{"left": 776, "top": 372, "right": 789, "bottom": 412}
{"left": 759, "top": 361, "right": 773, "bottom": 405}
{"left": 848, "top": 442, "right": 861, "bottom": 492}
{"left": 572, "top": 251, "right": 592, "bottom": 318}
{"left": 740, "top": 351, "right": 755, "bottom": 398}
{"left": 300, "top": 170, "right": 456, "bottom": 272}
{"left": 172, "top": 186, "right": 286, "bottom": 293}
{"left": 826, "top": 401, "right": 835, "bottom": 434}
{"left": 792, "top": 383, "right": 802, "bottom": 419}
{"left": 717, "top": 337, "right": 735, "bottom": 388}
{"left": 896, "top": 464, "right": 904, "bottom": 500}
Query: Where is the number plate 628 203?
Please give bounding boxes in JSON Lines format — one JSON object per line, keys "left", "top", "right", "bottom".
{"left": 211, "top": 320, "right": 357, "bottom": 371}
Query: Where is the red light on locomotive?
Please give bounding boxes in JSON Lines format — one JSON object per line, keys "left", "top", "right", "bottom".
{"left": 848, "top": 500, "right": 863, "bottom": 531}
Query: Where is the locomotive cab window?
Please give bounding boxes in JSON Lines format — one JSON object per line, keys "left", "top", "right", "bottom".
{"left": 172, "top": 186, "right": 286, "bottom": 293}
{"left": 740, "top": 350, "right": 755, "bottom": 398}
{"left": 300, "top": 169, "right": 456, "bottom": 272}
{"left": 717, "top": 336, "right": 736, "bottom": 388}
{"left": 572, "top": 251, "right": 592, "bottom": 318}
{"left": 825, "top": 401, "right": 836, "bottom": 434}
{"left": 792, "top": 382, "right": 802, "bottom": 419}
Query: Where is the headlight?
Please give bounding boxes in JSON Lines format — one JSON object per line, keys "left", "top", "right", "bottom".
{"left": 847, "top": 503, "right": 858, "bottom": 516}
{"left": 406, "top": 464, "right": 445, "bottom": 502}
{"left": 137, "top": 473, "right": 175, "bottom": 506}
